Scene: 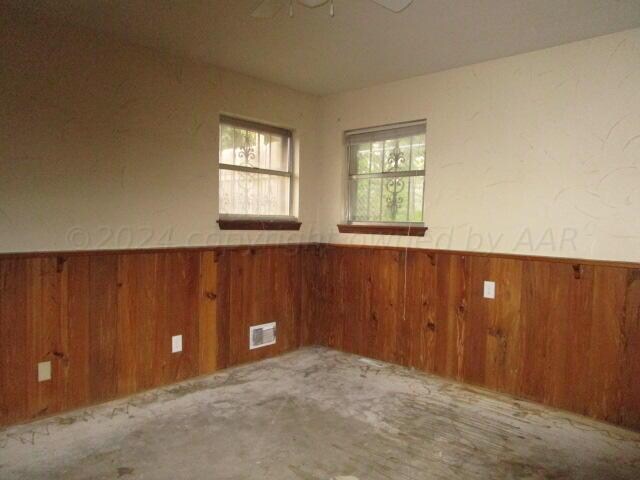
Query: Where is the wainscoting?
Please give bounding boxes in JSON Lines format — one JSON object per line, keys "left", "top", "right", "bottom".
{"left": 308, "top": 244, "right": 640, "bottom": 430}
{"left": 1, "top": 243, "right": 639, "bottom": 430}
{"left": 0, "top": 245, "right": 315, "bottom": 427}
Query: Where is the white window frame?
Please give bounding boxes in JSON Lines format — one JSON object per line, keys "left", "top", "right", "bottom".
{"left": 218, "top": 115, "right": 295, "bottom": 220}
{"left": 345, "top": 120, "right": 426, "bottom": 225}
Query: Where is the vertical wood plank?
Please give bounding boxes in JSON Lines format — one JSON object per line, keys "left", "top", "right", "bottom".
{"left": 300, "top": 245, "right": 323, "bottom": 346}
{"left": 25, "top": 257, "right": 45, "bottom": 418}
{"left": 151, "top": 253, "right": 169, "bottom": 386}
{"left": 461, "top": 256, "right": 490, "bottom": 385}
{"left": 135, "top": 253, "right": 162, "bottom": 391}
{"left": 560, "top": 264, "right": 597, "bottom": 414}
{"left": 330, "top": 247, "right": 347, "bottom": 351}
{"left": 165, "top": 251, "right": 200, "bottom": 382}
{"left": 116, "top": 253, "right": 139, "bottom": 396}
{"left": 198, "top": 251, "right": 218, "bottom": 375}
{"left": 371, "top": 249, "right": 404, "bottom": 363}
{"left": 483, "top": 258, "right": 523, "bottom": 394}
{"left": 404, "top": 250, "right": 437, "bottom": 371}
{"left": 88, "top": 255, "right": 118, "bottom": 403}
{"left": 25, "top": 257, "right": 65, "bottom": 420}
{"left": 588, "top": 266, "right": 627, "bottom": 423}
{"left": 215, "top": 250, "right": 231, "bottom": 370}
{"left": 65, "top": 256, "right": 91, "bottom": 409}
{"left": 227, "top": 248, "right": 252, "bottom": 366}
{"left": 341, "top": 249, "right": 368, "bottom": 357}
{"left": 621, "top": 269, "right": 640, "bottom": 429}
{"left": 0, "top": 259, "right": 28, "bottom": 424}
{"left": 434, "top": 253, "right": 467, "bottom": 380}
{"left": 519, "top": 261, "right": 551, "bottom": 401}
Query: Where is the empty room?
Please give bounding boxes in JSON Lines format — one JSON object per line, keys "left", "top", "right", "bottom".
{"left": 1, "top": 0, "right": 640, "bottom": 478}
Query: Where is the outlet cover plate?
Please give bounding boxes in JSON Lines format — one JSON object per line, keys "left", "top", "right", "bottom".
{"left": 483, "top": 281, "right": 496, "bottom": 299}
{"left": 38, "top": 361, "right": 51, "bottom": 382}
{"left": 172, "top": 335, "right": 183, "bottom": 353}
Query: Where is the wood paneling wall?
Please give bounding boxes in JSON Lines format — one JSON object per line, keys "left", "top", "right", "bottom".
{"left": 309, "top": 245, "right": 640, "bottom": 430}
{"left": 1, "top": 242, "right": 639, "bottom": 430}
{"left": 0, "top": 245, "right": 311, "bottom": 427}
{"left": 216, "top": 245, "right": 304, "bottom": 367}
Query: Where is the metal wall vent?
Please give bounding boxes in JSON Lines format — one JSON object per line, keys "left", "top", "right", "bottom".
{"left": 249, "top": 322, "right": 276, "bottom": 349}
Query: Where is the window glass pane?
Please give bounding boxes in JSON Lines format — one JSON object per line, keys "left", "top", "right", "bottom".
{"left": 350, "top": 143, "right": 373, "bottom": 174}
{"left": 219, "top": 170, "right": 290, "bottom": 216}
{"left": 259, "top": 133, "right": 271, "bottom": 169}
{"left": 408, "top": 176, "right": 424, "bottom": 223}
{"left": 410, "top": 134, "right": 425, "bottom": 170}
{"left": 268, "top": 134, "right": 288, "bottom": 171}
{"left": 220, "top": 124, "right": 289, "bottom": 172}
{"left": 369, "top": 177, "right": 382, "bottom": 221}
{"left": 350, "top": 175, "right": 423, "bottom": 223}
{"left": 371, "top": 142, "right": 383, "bottom": 173}
{"left": 220, "top": 125, "right": 235, "bottom": 164}
{"left": 354, "top": 178, "right": 370, "bottom": 220}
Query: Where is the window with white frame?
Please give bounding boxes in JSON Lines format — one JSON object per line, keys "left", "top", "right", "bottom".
{"left": 346, "top": 121, "right": 426, "bottom": 224}
{"left": 219, "top": 115, "right": 293, "bottom": 218}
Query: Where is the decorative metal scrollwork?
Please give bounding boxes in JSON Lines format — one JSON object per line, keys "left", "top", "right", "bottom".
{"left": 384, "top": 146, "right": 406, "bottom": 220}
{"left": 236, "top": 131, "right": 256, "bottom": 168}
{"left": 385, "top": 146, "right": 405, "bottom": 172}
{"left": 385, "top": 177, "right": 405, "bottom": 219}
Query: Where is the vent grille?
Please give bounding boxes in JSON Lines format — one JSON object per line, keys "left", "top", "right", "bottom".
{"left": 249, "top": 322, "right": 276, "bottom": 349}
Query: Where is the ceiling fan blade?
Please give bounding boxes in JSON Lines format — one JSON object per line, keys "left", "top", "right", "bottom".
{"left": 251, "top": 0, "right": 288, "bottom": 18}
{"left": 370, "top": 0, "right": 413, "bottom": 13}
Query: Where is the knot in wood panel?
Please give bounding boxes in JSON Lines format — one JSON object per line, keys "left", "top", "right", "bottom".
{"left": 573, "top": 264, "right": 583, "bottom": 279}
{"left": 205, "top": 291, "right": 217, "bottom": 301}
{"left": 56, "top": 256, "right": 67, "bottom": 273}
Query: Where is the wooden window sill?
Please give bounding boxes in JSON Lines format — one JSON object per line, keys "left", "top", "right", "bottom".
{"left": 337, "top": 224, "right": 427, "bottom": 236}
{"left": 217, "top": 219, "right": 302, "bottom": 231}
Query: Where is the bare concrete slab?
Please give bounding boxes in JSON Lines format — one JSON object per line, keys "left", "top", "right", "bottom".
{"left": 2, "top": 347, "right": 639, "bottom": 479}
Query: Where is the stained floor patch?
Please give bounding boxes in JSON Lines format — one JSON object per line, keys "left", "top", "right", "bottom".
{"left": 117, "top": 467, "right": 134, "bottom": 477}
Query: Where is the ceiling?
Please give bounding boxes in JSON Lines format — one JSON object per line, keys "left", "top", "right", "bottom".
{"left": 6, "top": 0, "right": 640, "bottom": 95}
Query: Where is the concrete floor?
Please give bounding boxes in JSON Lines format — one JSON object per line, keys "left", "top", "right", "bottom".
{"left": 2, "top": 347, "right": 640, "bottom": 479}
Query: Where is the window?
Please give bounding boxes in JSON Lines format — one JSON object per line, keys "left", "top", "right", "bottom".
{"left": 346, "top": 121, "right": 426, "bottom": 224}
{"left": 219, "top": 115, "right": 293, "bottom": 219}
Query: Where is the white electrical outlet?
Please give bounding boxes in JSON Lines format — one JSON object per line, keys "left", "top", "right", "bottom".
{"left": 483, "top": 281, "right": 496, "bottom": 299}
{"left": 172, "top": 335, "right": 183, "bottom": 353}
{"left": 38, "top": 361, "right": 51, "bottom": 382}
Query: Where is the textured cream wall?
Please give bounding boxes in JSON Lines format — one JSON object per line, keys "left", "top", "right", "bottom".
{"left": 2, "top": 10, "right": 639, "bottom": 261}
{"left": 318, "top": 28, "right": 640, "bottom": 262}
{"left": 0, "top": 10, "right": 322, "bottom": 253}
